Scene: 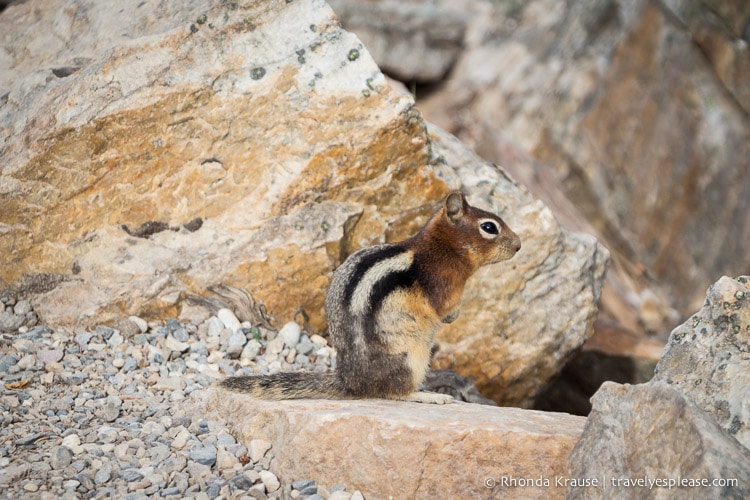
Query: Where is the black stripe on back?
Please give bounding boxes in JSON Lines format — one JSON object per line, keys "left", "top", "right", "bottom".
{"left": 363, "top": 264, "right": 419, "bottom": 343}
{"left": 342, "top": 244, "right": 407, "bottom": 309}
{"left": 369, "top": 264, "right": 419, "bottom": 316}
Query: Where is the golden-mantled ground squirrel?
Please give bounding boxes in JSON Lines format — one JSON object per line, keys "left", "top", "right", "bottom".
{"left": 219, "top": 191, "right": 521, "bottom": 403}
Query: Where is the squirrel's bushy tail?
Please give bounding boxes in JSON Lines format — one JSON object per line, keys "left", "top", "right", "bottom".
{"left": 218, "top": 371, "right": 347, "bottom": 400}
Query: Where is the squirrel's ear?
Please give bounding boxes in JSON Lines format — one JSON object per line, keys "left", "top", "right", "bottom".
{"left": 445, "top": 191, "right": 466, "bottom": 223}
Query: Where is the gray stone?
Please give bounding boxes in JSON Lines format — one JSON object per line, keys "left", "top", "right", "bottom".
{"left": 173, "top": 328, "right": 189, "bottom": 342}
{"left": 0, "top": 354, "right": 18, "bottom": 373}
{"left": 299, "top": 485, "right": 318, "bottom": 496}
{"left": 229, "top": 473, "right": 255, "bottom": 491}
{"left": 101, "top": 396, "right": 121, "bottom": 423}
{"left": 296, "top": 337, "right": 314, "bottom": 355}
{"left": 166, "top": 318, "right": 182, "bottom": 333}
{"left": 75, "top": 473, "right": 95, "bottom": 491}
{"left": 240, "top": 339, "right": 262, "bottom": 361}
{"left": 37, "top": 349, "right": 64, "bottom": 365}
{"left": 216, "top": 433, "right": 236, "bottom": 447}
{"left": 119, "top": 469, "right": 145, "bottom": 482}
{"left": 0, "top": 311, "right": 25, "bottom": 332}
{"left": 13, "top": 300, "right": 32, "bottom": 316}
{"left": 226, "top": 330, "right": 248, "bottom": 359}
{"left": 653, "top": 275, "right": 750, "bottom": 449}
{"left": 189, "top": 444, "right": 217, "bottom": 466}
{"left": 74, "top": 331, "right": 94, "bottom": 349}
{"left": 50, "top": 446, "right": 73, "bottom": 470}
{"left": 122, "top": 357, "right": 138, "bottom": 373}
{"left": 96, "top": 326, "right": 116, "bottom": 339}
{"left": 292, "top": 479, "right": 315, "bottom": 491}
{"left": 207, "top": 317, "right": 224, "bottom": 337}
{"left": 567, "top": 382, "right": 750, "bottom": 499}
{"left": 107, "top": 331, "right": 124, "bottom": 347}
{"left": 16, "top": 354, "right": 36, "bottom": 370}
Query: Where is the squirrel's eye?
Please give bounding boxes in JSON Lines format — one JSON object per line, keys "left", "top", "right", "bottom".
{"left": 480, "top": 221, "right": 499, "bottom": 235}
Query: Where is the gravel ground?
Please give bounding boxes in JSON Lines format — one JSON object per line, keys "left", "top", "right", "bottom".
{"left": 0, "top": 297, "right": 364, "bottom": 500}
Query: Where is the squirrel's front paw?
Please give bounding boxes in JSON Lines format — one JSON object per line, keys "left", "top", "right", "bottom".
{"left": 401, "top": 391, "right": 454, "bottom": 404}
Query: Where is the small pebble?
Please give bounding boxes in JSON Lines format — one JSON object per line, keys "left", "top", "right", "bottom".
{"left": 128, "top": 316, "right": 149, "bottom": 333}
{"left": 226, "top": 330, "right": 247, "bottom": 358}
{"left": 50, "top": 446, "right": 73, "bottom": 470}
{"left": 38, "top": 349, "right": 64, "bottom": 364}
{"left": 217, "top": 308, "right": 241, "bottom": 332}
{"left": 240, "top": 339, "right": 262, "bottom": 360}
{"left": 165, "top": 335, "right": 190, "bottom": 353}
{"left": 23, "top": 481, "right": 39, "bottom": 492}
{"left": 228, "top": 473, "right": 255, "bottom": 490}
{"left": 61, "top": 434, "right": 82, "bottom": 453}
{"left": 0, "top": 354, "right": 18, "bottom": 372}
{"left": 189, "top": 444, "right": 217, "bottom": 466}
{"left": 207, "top": 316, "right": 224, "bottom": 337}
{"left": 107, "top": 331, "right": 124, "bottom": 347}
{"left": 119, "top": 469, "right": 144, "bottom": 482}
{"left": 309, "top": 334, "right": 328, "bottom": 346}
{"left": 259, "top": 470, "right": 280, "bottom": 492}
{"left": 16, "top": 354, "right": 36, "bottom": 370}
{"left": 13, "top": 300, "right": 32, "bottom": 316}
{"left": 266, "top": 338, "right": 285, "bottom": 356}
{"left": 96, "top": 325, "right": 116, "bottom": 339}
{"left": 94, "top": 467, "right": 112, "bottom": 485}
{"left": 216, "top": 445, "right": 238, "bottom": 470}
{"left": 101, "top": 396, "right": 121, "bottom": 422}
{"left": 279, "top": 321, "right": 302, "bottom": 348}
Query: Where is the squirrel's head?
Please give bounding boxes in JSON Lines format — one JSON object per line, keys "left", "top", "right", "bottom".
{"left": 437, "top": 190, "right": 521, "bottom": 268}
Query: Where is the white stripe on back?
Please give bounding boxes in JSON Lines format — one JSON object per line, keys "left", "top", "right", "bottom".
{"left": 349, "top": 251, "right": 414, "bottom": 317}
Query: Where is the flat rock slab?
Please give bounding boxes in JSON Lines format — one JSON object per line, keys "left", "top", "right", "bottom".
{"left": 192, "top": 387, "right": 586, "bottom": 499}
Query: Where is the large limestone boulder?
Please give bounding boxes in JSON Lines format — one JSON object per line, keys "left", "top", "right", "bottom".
{"left": 568, "top": 276, "right": 750, "bottom": 498}
{"left": 194, "top": 387, "right": 586, "bottom": 499}
{"left": 0, "top": 0, "right": 606, "bottom": 406}
{"left": 0, "top": 0, "right": 443, "bottom": 333}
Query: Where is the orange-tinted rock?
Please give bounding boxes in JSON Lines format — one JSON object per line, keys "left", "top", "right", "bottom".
{"left": 195, "top": 387, "right": 586, "bottom": 499}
